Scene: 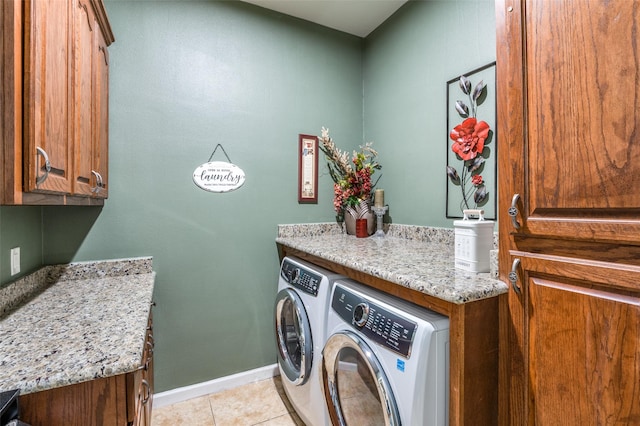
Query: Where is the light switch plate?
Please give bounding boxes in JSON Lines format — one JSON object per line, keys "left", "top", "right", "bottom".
{"left": 10, "top": 247, "right": 20, "bottom": 276}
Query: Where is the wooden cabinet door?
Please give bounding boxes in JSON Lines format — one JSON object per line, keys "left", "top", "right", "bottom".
{"left": 132, "top": 368, "right": 146, "bottom": 426}
{"left": 73, "top": 0, "right": 96, "bottom": 197}
{"left": 19, "top": 375, "right": 129, "bottom": 425}
{"left": 23, "top": 0, "right": 73, "bottom": 194}
{"left": 505, "top": 253, "right": 640, "bottom": 425}
{"left": 74, "top": 0, "right": 109, "bottom": 198}
{"left": 498, "top": 0, "right": 640, "bottom": 245}
{"left": 497, "top": 0, "right": 640, "bottom": 424}
{"left": 93, "top": 26, "right": 110, "bottom": 198}
{"left": 140, "top": 312, "right": 154, "bottom": 425}
{"left": 126, "top": 310, "right": 154, "bottom": 426}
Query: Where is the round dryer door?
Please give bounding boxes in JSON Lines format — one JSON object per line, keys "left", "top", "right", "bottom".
{"left": 321, "top": 330, "right": 400, "bottom": 426}
{"left": 274, "top": 288, "right": 313, "bottom": 385}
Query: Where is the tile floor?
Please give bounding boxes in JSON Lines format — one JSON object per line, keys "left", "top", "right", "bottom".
{"left": 151, "top": 376, "right": 305, "bottom": 426}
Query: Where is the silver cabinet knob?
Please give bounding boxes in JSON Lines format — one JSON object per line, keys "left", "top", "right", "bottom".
{"left": 509, "top": 258, "right": 522, "bottom": 295}
{"left": 508, "top": 193, "right": 521, "bottom": 229}
{"left": 36, "top": 147, "right": 51, "bottom": 185}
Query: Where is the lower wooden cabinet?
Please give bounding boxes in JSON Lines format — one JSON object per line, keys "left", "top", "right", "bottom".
{"left": 19, "top": 374, "right": 130, "bottom": 425}
{"left": 18, "top": 310, "right": 154, "bottom": 426}
{"left": 500, "top": 252, "right": 640, "bottom": 425}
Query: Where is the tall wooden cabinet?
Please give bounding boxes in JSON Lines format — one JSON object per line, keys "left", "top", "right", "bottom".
{"left": 496, "top": 0, "right": 640, "bottom": 424}
{"left": 1, "top": 0, "right": 113, "bottom": 205}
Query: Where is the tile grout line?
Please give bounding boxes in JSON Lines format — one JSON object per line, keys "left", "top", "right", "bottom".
{"left": 208, "top": 395, "right": 217, "bottom": 426}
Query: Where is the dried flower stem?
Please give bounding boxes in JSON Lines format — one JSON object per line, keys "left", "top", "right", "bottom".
{"left": 319, "top": 127, "right": 382, "bottom": 213}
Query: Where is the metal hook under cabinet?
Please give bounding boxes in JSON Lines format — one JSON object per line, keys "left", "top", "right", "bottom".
{"left": 36, "top": 147, "right": 51, "bottom": 185}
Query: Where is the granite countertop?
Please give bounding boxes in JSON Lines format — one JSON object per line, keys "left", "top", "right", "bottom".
{"left": 276, "top": 223, "right": 508, "bottom": 304}
{"left": 0, "top": 258, "right": 155, "bottom": 395}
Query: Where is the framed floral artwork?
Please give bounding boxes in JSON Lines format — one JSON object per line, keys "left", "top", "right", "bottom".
{"left": 298, "top": 134, "right": 319, "bottom": 203}
{"left": 446, "top": 61, "right": 497, "bottom": 219}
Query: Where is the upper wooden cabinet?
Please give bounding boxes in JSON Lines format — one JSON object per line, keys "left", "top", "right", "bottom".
{"left": 498, "top": 0, "right": 640, "bottom": 245}
{"left": 0, "top": 0, "right": 113, "bottom": 205}
{"left": 497, "top": 0, "right": 640, "bottom": 424}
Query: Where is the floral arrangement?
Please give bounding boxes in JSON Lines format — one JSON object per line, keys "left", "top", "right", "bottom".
{"left": 446, "top": 74, "right": 492, "bottom": 213}
{"left": 318, "top": 127, "right": 382, "bottom": 216}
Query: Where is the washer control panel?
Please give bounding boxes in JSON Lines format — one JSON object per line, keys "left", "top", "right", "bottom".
{"left": 280, "top": 260, "right": 321, "bottom": 297}
{"left": 332, "top": 284, "right": 417, "bottom": 358}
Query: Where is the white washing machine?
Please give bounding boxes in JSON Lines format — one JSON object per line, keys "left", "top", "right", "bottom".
{"left": 274, "top": 256, "right": 343, "bottom": 426}
{"left": 321, "top": 279, "right": 450, "bottom": 426}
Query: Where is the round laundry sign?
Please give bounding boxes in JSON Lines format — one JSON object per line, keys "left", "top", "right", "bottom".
{"left": 193, "top": 161, "right": 246, "bottom": 193}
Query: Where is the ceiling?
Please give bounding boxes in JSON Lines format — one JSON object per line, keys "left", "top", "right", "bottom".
{"left": 239, "top": 0, "right": 408, "bottom": 38}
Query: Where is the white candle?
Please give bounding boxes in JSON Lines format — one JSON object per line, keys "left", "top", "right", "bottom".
{"left": 374, "top": 189, "right": 384, "bottom": 207}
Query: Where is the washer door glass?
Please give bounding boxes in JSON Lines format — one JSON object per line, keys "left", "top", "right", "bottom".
{"left": 274, "top": 288, "right": 313, "bottom": 385}
{"left": 321, "top": 330, "right": 401, "bottom": 426}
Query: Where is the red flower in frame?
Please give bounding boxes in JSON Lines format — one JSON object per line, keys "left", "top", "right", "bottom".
{"left": 471, "top": 174, "right": 484, "bottom": 186}
{"left": 450, "top": 118, "right": 490, "bottom": 161}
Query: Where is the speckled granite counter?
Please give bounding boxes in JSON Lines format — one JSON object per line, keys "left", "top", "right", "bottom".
{"left": 276, "top": 223, "right": 507, "bottom": 304}
{"left": 278, "top": 223, "right": 505, "bottom": 424}
{"left": 0, "top": 257, "right": 155, "bottom": 395}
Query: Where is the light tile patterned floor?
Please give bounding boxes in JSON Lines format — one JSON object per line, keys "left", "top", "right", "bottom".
{"left": 151, "top": 376, "right": 305, "bottom": 426}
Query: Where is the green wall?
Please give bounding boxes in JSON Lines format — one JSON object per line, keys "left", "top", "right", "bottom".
{"left": 364, "top": 0, "right": 496, "bottom": 227}
{"left": 0, "top": 207, "right": 43, "bottom": 283}
{"left": 0, "top": 0, "right": 496, "bottom": 393}
{"left": 42, "top": 1, "right": 363, "bottom": 392}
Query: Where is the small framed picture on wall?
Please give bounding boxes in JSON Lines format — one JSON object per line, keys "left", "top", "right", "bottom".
{"left": 298, "top": 134, "right": 318, "bottom": 204}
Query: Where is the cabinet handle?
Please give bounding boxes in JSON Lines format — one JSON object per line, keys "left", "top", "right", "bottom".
{"left": 508, "top": 193, "right": 521, "bottom": 229}
{"left": 91, "top": 170, "right": 100, "bottom": 193}
{"left": 141, "top": 379, "right": 151, "bottom": 404}
{"left": 99, "top": 172, "right": 106, "bottom": 190}
{"left": 36, "top": 147, "right": 51, "bottom": 185}
{"left": 509, "top": 258, "right": 522, "bottom": 294}
{"left": 91, "top": 170, "right": 104, "bottom": 193}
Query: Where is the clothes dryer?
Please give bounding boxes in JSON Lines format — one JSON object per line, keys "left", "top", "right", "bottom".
{"left": 321, "top": 279, "right": 450, "bottom": 426}
{"left": 274, "top": 256, "right": 343, "bottom": 426}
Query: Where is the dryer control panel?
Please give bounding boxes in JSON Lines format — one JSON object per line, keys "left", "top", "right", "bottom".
{"left": 332, "top": 284, "right": 417, "bottom": 358}
{"left": 280, "top": 260, "right": 321, "bottom": 297}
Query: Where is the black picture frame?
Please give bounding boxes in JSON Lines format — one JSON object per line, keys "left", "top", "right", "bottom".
{"left": 445, "top": 61, "right": 497, "bottom": 220}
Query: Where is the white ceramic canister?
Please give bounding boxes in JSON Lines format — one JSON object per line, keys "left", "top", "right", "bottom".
{"left": 453, "top": 209, "right": 494, "bottom": 273}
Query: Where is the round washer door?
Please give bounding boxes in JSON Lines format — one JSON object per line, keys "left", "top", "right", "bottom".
{"left": 321, "top": 330, "right": 401, "bottom": 426}
{"left": 274, "top": 288, "right": 313, "bottom": 385}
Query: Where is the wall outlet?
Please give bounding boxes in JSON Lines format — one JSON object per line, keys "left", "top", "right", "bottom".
{"left": 10, "top": 247, "right": 20, "bottom": 276}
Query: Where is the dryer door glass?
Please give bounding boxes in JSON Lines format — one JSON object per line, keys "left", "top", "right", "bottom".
{"left": 322, "top": 331, "right": 400, "bottom": 426}
{"left": 274, "top": 288, "right": 313, "bottom": 385}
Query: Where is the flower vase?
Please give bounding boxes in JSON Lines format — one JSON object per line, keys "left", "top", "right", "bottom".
{"left": 344, "top": 200, "right": 375, "bottom": 236}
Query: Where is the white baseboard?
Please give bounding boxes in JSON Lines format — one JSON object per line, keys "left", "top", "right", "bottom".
{"left": 153, "top": 363, "right": 280, "bottom": 408}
